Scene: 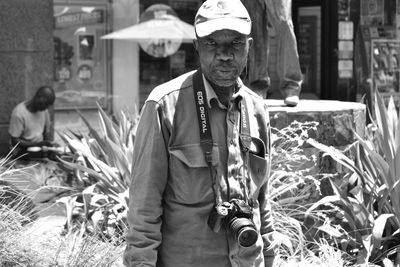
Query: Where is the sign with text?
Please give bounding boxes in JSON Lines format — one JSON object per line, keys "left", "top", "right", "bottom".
{"left": 360, "top": 0, "right": 384, "bottom": 25}
{"left": 338, "top": 40, "right": 354, "bottom": 59}
{"left": 338, "top": 21, "right": 354, "bottom": 40}
{"left": 371, "top": 39, "right": 400, "bottom": 95}
{"left": 55, "top": 10, "right": 104, "bottom": 28}
{"left": 338, "top": 59, "right": 353, "bottom": 78}
{"left": 53, "top": 4, "right": 110, "bottom": 110}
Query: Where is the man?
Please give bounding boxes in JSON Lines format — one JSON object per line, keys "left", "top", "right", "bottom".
{"left": 242, "top": 0, "right": 302, "bottom": 106}
{"left": 124, "top": 0, "right": 275, "bottom": 266}
{"left": 8, "top": 86, "right": 57, "bottom": 160}
{"left": 266, "top": 0, "right": 302, "bottom": 106}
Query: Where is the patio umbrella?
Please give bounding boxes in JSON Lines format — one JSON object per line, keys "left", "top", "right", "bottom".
{"left": 101, "top": 4, "right": 196, "bottom": 43}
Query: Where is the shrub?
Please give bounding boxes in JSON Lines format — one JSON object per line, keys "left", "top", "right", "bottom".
{"left": 269, "top": 121, "right": 341, "bottom": 261}
{"left": 306, "top": 91, "right": 400, "bottom": 265}
{"left": 0, "top": 151, "right": 38, "bottom": 223}
{"left": 56, "top": 104, "right": 139, "bottom": 239}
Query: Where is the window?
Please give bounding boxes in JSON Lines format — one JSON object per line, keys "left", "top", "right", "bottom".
{"left": 53, "top": 2, "right": 110, "bottom": 110}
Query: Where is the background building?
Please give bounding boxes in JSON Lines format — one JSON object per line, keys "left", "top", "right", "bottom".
{"left": 0, "top": 0, "right": 399, "bottom": 156}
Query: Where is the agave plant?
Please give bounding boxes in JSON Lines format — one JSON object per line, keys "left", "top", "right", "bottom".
{"left": 306, "top": 91, "right": 400, "bottom": 265}
{"left": 56, "top": 103, "right": 139, "bottom": 238}
{"left": 269, "top": 121, "right": 329, "bottom": 259}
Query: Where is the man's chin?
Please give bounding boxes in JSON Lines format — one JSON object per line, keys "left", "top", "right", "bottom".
{"left": 204, "top": 72, "right": 238, "bottom": 88}
{"left": 214, "top": 80, "right": 236, "bottom": 88}
{"left": 210, "top": 77, "right": 237, "bottom": 87}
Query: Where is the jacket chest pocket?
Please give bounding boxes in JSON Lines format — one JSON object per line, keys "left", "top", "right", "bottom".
{"left": 168, "top": 144, "right": 219, "bottom": 204}
{"left": 248, "top": 152, "right": 269, "bottom": 185}
{"left": 247, "top": 137, "right": 270, "bottom": 189}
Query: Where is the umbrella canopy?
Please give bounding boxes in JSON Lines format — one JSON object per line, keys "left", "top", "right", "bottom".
{"left": 101, "top": 16, "right": 195, "bottom": 42}
{"left": 101, "top": 4, "right": 196, "bottom": 42}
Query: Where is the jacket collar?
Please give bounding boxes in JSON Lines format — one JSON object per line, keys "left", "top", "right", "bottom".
{"left": 201, "top": 74, "right": 244, "bottom": 109}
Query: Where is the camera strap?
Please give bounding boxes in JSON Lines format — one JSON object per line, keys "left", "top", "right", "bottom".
{"left": 239, "top": 100, "right": 251, "bottom": 153}
{"left": 193, "top": 70, "right": 255, "bottom": 206}
{"left": 193, "top": 70, "right": 214, "bottom": 164}
{"left": 192, "top": 70, "right": 252, "bottom": 162}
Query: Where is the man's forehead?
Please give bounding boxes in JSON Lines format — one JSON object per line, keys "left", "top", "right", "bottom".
{"left": 201, "top": 29, "right": 246, "bottom": 39}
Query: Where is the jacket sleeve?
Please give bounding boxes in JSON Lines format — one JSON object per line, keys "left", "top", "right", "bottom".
{"left": 123, "top": 100, "right": 169, "bottom": 267}
{"left": 258, "top": 113, "right": 275, "bottom": 264}
{"left": 259, "top": 183, "right": 275, "bottom": 260}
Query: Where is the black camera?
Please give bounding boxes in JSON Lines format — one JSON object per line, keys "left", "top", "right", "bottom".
{"left": 208, "top": 199, "right": 258, "bottom": 247}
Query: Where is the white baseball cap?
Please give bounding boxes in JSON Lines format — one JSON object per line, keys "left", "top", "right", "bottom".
{"left": 194, "top": 0, "right": 252, "bottom": 38}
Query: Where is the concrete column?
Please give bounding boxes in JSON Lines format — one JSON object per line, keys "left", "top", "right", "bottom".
{"left": 111, "top": 0, "right": 140, "bottom": 117}
{"left": 0, "top": 0, "right": 54, "bottom": 156}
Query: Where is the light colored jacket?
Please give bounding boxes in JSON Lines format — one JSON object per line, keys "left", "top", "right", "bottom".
{"left": 124, "top": 70, "right": 274, "bottom": 267}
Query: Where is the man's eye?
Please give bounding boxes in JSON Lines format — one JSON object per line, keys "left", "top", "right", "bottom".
{"left": 205, "top": 40, "right": 216, "bottom": 46}
{"left": 232, "top": 40, "right": 244, "bottom": 45}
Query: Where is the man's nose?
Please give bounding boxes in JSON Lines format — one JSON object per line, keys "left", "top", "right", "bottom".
{"left": 216, "top": 46, "right": 233, "bottom": 61}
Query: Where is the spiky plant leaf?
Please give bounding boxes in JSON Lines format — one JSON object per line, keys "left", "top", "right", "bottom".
{"left": 307, "top": 139, "right": 364, "bottom": 179}
{"left": 75, "top": 108, "right": 107, "bottom": 149}
{"left": 96, "top": 102, "right": 119, "bottom": 145}
{"left": 372, "top": 214, "right": 394, "bottom": 252}
{"left": 374, "top": 91, "right": 394, "bottom": 159}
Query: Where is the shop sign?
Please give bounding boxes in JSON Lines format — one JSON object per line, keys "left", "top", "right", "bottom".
{"left": 338, "top": 0, "right": 350, "bottom": 20}
{"left": 55, "top": 10, "right": 104, "bottom": 28}
{"left": 55, "top": 65, "right": 72, "bottom": 81}
{"left": 338, "top": 21, "right": 353, "bottom": 40}
{"left": 338, "top": 40, "right": 354, "bottom": 59}
{"left": 338, "top": 60, "right": 353, "bottom": 79}
{"left": 360, "top": 0, "right": 384, "bottom": 25}
{"left": 77, "top": 65, "right": 92, "bottom": 81}
{"left": 371, "top": 39, "right": 400, "bottom": 95}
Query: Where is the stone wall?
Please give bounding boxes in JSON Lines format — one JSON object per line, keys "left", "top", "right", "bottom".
{"left": 266, "top": 99, "right": 366, "bottom": 195}
{"left": 267, "top": 99, "right": 366, "bottom": 146}
{"left": 0, "top": 0, "right": 54, "bottom": 156}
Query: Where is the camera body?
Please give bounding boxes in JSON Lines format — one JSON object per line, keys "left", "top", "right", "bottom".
{"left": 208, "top": 199, "right": 258, "bottom": 247}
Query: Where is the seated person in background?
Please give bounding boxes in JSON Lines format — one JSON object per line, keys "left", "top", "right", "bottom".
{"left": 8, "top": 86, "right": 58, "bottom": 160}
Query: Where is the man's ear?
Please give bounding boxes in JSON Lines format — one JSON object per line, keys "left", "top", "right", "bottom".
{"left": 193, "top": 40, "right": 199, "bottom": 56}
{"left": 193, "top": 39, "right": 198, "bottom": 50}
{"left": 248, "top": 37, "right": 253, "bottom": 49}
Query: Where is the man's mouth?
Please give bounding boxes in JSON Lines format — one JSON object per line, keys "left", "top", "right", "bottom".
{"left": 216, "top": 69, "right": 235, "bottom": 76}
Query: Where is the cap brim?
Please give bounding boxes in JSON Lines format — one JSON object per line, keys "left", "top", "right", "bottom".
{"left": 195, "top": 18, "right": 251, "bottom": 38}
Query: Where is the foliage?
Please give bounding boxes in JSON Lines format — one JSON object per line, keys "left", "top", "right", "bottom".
{"left": 1, "top": 114, "right": 374, "bottom": 266}
{"left": 0, "top": 151, "right": 125, "bottom": 267}
{"left": 0, "top": 150, "right": 38, "bottom": 223}
{"left": 56, "top": 104, "right": 139, "bottom": 238}
{"left": 0, "top": 205, "right": 124, "bottom": 267}
{"left": 274, "top": 239, "right": 349, "bottom": 267}
{"left": 306, "top": 91, "right": 400, "bottom": 266}
{"left": 52, "top": 230, "right": 124, "bottom": 267}
{"left": 0, "top": 206, "right": 40, "bottom": 267}
{"left": 269, "top": 121, "right": 332, "bottom": 260}
{"left": 56, "top": 109, "right": 353, "bottom": 264}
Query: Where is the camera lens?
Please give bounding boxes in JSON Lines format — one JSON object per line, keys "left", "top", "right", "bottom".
{"left": 229, "top": 218, "right": 258, "bottom": 247}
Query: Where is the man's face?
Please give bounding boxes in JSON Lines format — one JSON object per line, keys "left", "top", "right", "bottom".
{"left": 33, "top": 96, "right": 51, "bottom": 111}
{"left": 33, "top": 92, "right": 54, "bottom": 111}
{"left": 194, "top": 30, "right": 252, "bottom": 88}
